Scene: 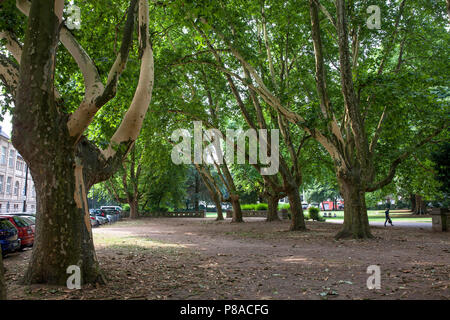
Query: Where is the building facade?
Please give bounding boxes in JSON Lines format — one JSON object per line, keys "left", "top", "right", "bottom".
{"left": 0, "top": 126, "right": 36, "bottom": 213}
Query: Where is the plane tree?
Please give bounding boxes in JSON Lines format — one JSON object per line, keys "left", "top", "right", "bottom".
{"left": 165, "top": 12, "right": 313, "bottom": 229}
{"left": 173, "top": 0, "right": 449, "bottom": 238}
{"left": 98, "top": 113, "right": 186, "bottom": 218}
{"left": 0, "top": 0, "right": 154, "bottom": 284}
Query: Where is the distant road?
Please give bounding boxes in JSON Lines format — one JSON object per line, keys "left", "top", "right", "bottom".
{"left": 327, "top": 219, "right": 432, "bottom": 229}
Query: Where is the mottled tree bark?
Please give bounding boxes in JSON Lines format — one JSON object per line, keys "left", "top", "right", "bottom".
{"left": 447, "top": 0, "right": 450, "bottom": 23}
{"left": 129, "top": 198, "right": 139, "bottom": 219}
{"left": 287, "top": 189, "right": 306, "bottom": 231}
{"left": 230, "top": 194, "right": 243, "bottom": 223}
{"left": 414, "top": 195, "right": 426, "bottom": 215}
{"left": 335, "top": 174, "right": 372, "bottom": 239}
{"left": 0, "top": 249, "right": 6, "bottom": 300}
{"left": 21, "top": 142, "right": 104, "bottom": 285}
{"left": 215, "top": 196, "right": 224, "bottom": 221}
{"left": 266, "top": 195, "right": 280, "bottom": 222}
{"left": 194, "top": 172, "right": 200, "bottom": 212}
{"left": 5, "top": 0, "right": 152, "bottom": 285}
{"left": 194, "top": 164, "right": 224, "bottom": 221}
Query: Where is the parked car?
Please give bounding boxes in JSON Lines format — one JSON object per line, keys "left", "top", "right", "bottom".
{"left": 19, "top": 215, "right": 36, "bottom": 223}
{"left": 104, "top": 209, "right": 120, "bottom": 223}
{"left": 89, "top": 214, "right": 100, "bottom": 228}
{"left": 0, "top": 215, "right": 34, "bottom": 250}
{"left": 18, "top": 216, "right": 36, "bottom": 233}
{"left": 0, "top": 218, "right": 21, "bottom": 256}
{"left": 96, "top": 208, "right": 120, "bottom": 223}
{"left": 93, "top": 209, "right": 109, "bottom": 225}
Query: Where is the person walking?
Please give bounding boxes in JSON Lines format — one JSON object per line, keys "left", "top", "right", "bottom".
{"left": 384, "top": 208, "right": 394, "bottom": 227}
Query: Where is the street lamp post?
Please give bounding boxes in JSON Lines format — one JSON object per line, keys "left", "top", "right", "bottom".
{"left": 22, "top": 163, "right": 28, "bottom": 213}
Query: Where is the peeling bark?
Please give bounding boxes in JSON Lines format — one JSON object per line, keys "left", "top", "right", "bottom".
{"left": 287, "top": 189, "right": 306, "bottom": 231}
{"left": 335, "top": 173, "right": 373, "bottom": 239}
{"left": 230, "top": 194, "right": 243, "bottom": 223}
{"left": 215, "top": 197, "right": 224, "bottom": 221}
{"left": 129, "top": 197, "right": 139, "bottom": 219}
{"left": 266, "top": 195, "right": 280, "bottom": 222}
{"left": 7, "top": 0, "right": 153, "bottom": 285}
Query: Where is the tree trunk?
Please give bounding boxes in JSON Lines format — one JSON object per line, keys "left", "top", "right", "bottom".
{"left": 215, "top": 196, "right": 224, "bottom": 221}
{"left": 410, "top": 194, "right": 416, "bottom": 213}
{"left": 266, "top": 196, "right": 280, "bottom": 222}
{"left": 287, "top": 189, "right": 306, "bottom": 231}
{"left": 194, "top": 199, "right": 199, "bottom": 212}
{"left": 335, "top": 176, "right": 373, "bottom": 239}
{"left": 414, "top": 195, "right": 426, "bottom": 215}
{"left": 129, "top": 198, "right": 139, "bottom": 219}
{"left": 194, "top": 173, "right": 200, "bottom": 211}
{"left": 22, "top": 155, "right": 103, "bottom": 285}
{"left": 6, "top": 0, "right": 150, "bottom": 287}
{"left": 419, "top": 198, "right": 427, "bottom": 215}
{"left": 230, "top": 195, "right": 243, "bottom": 223}
{"left": 0, "top": 249, "right": 5, "bottom": 300}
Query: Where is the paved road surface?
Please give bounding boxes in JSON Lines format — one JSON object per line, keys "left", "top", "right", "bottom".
{"left": 327, "top": 219, "right": 431, "bottom": 229}
{"left": 211, "top": 217, "right": 432, "bottom": 229}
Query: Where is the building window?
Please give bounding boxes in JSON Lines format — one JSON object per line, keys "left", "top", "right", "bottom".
{"left": 32, "top": 185, "right": 36, "bottom": 198}
{"left": 0, "top": 175, "right": 4, "bottom": 193}
{"left": 1, "top": 147, "right": 6, "bottom": 165}
{"left": 13, "top": 204, "right": 18, "bottom": 212}
{"left": 14, "top": 181, "right": 19, "bottom": 196}
{"left": 8, "top": 150, "right": 15, "bottom": 167}
{"left": 16, "top": 160, "right": 23, "bottom": 171}
{"left": 6, "top": 177, "right": 12, "bottom": 194}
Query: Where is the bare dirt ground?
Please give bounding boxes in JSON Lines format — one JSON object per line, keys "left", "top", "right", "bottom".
{"left": 3, "top": 217, "right": 450, "bottom": 300}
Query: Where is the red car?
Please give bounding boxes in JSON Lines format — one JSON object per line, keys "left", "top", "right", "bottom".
{"left": 0, "top": 215, "right": 34, "bottom": 249}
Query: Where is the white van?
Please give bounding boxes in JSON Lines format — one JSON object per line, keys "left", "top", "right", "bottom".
{"left": 100, "top": 206, "right": 122, "bottom": 211}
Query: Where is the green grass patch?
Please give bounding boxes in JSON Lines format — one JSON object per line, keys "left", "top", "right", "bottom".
{"left": 94, "top": 233, "right": 186, "bottom": 254}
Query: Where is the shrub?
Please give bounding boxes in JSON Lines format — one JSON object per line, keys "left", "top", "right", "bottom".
{"left": 122, "top": 204, "right": 130, "bottom": 211}
{"left": 278, "top": 203, "right": 290, "bottom": 211}
{"left": 241, "top": 204, "right": 255, "bottom": 210}
{"left": 241, "top": 203, "right": 268, "bottom": 211}
{"left": 149, "top": 206, "right": 168, "bottom": 213}
{"left": 255, "top": 203, "right": 268, "bottom": 210}
{"left": 394, "top": 200, "right": 409, "bottom": 209}
{"left": 308, "top": 207, "right": 320, "bottom": 221}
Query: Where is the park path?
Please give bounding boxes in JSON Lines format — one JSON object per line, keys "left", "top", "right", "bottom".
{"left": 327, "top": 219, "right": 432, "bottom": 229}
{"left": 88, "top": 218, "right": 449, "bottom": 300}
{"left": 4, "top": 217, "right": 449, "bottom": 300}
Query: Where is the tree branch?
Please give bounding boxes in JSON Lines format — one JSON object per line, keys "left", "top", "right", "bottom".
{"left": 67, "top": 0, "right": 138, "bottom": 139}
{"left": 0, "top": 54, "right": 20, "bottom": 97}
{"left": 101, "top": 0, "right": 154, "bottom": 160}
{"left": 366, "top": 124, "right": 448, "bottom": 192}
